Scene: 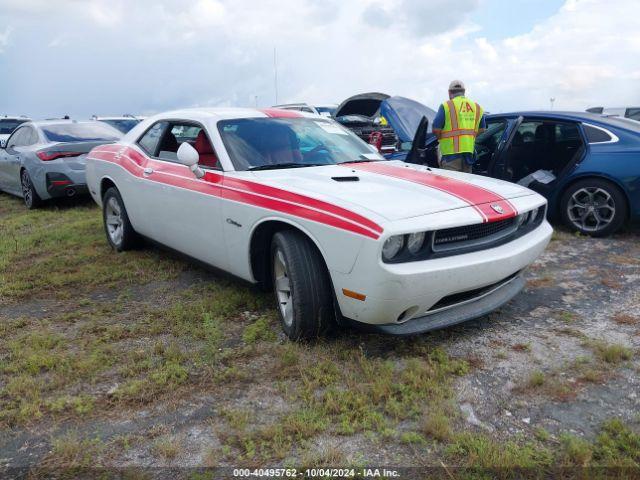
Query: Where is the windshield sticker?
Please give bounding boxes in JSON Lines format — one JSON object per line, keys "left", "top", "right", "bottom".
{"left": 315, "top": 121, "right": 348, "bottom": 135}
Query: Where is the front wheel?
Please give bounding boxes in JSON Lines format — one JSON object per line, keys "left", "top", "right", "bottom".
{"left": 21, "top": 169, "right": 42, "bottom": 209}
{"left": 102, "top": 187, "right": 140, "bottom": 251}
{"left": 559, "top": 179, "right": 627, "bottom": 237}
{"left": 271, "top": 230, "right": 335, "bottom": 340}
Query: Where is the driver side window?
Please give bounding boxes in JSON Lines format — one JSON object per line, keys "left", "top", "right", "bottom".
{"left": 138, "top": 120, "right": 219, "bottom": 170}
{"left": 7, "top": 128, "right": 27, "bottom": 149}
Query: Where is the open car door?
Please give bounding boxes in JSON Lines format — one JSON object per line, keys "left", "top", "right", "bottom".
{"left": 405, "top": 116, "right": 439, "bottom": 168}
{"left": 482, "top": 115, "right": 524, "bottom": 179}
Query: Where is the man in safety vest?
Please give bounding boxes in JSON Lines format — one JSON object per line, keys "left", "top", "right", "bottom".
{"left": 432, "top": 80, "right": 486, "bottom": 173}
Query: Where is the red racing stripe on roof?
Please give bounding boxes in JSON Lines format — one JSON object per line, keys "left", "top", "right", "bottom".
{"left": 259, "top": 108, "right": 303, "bottom": 118}
{"left": 343, "top": 162, "right": 517, "bottom": 222}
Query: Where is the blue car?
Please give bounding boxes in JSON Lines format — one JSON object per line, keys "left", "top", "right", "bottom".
{"left": 402, "top": 111, "right": 640, "bottom": 236}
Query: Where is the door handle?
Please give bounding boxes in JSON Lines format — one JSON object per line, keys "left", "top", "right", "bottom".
{"left": 143, "top": 167, "right": 154, "bottom": 176}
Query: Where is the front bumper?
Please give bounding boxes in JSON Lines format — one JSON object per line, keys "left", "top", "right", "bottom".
{"left": 331, "top": 220, "right": 552, "bottom": 328}
{"left": 344, "top": 273, "right": 525, "bottom": 335}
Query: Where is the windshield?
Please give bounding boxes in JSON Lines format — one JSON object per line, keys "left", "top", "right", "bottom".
{"left": 100, "top": 119, "right": 140, "bottom": 133}
{"left": 217, "top": 117, "right": 384, "bottom": 171}
{"left": 316, "top": 106, "right": 336, "bottom": 117}
{"left": 42, "top": 123, "right": 122, "bottom": 143}
{"left": 0, "top": 119, "right": 28, "bottom": 135}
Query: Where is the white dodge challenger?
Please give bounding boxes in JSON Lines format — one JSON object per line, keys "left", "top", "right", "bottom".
{"left": 85, "top": 108, "right": 552, "bottom": 339}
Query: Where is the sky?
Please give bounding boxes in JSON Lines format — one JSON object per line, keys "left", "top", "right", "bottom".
{"left": 0, "top": 0, "right": 638, "bottom": 119}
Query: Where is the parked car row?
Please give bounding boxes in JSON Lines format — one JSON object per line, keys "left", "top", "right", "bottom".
{"left": 0, "top": 115, "right": 31, "bottom": 147}
{"left": 0, "top": 119, "right": 122, "bottom": 207}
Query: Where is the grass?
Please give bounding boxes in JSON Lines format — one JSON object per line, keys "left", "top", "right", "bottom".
{"left": 512, "top": 342, "right": 532, "bottom": 352}
{"left": 0, "top": 196, "right": 274, "bottom": 426}
{"left": 2, "top": 194, "right": 640, "bottom": 471}
{"left": 528, "top": 370, "right": 545, "bottom": 388}
{"left": 242, "top": 316, "right": 277, "bottom": 344}
{"left": 584, "top": 340, "right": 634, "bottom": 364}
{"left": 41, "top": 432, "right": 104, "bottom": 469}
{"left": 445, "top": 419, "right": 640, "bottom": 472}
{"left": 613, "top": 313, "right": 640, "bottom": 325}
{"left": 152, "top": 438, "right": 181, "bottom": 459}
{"left": 516, "top": 369, "right": 578, "bottom": 402}
{"left": 0, "top": 199, "right": 184, "bottom": 301}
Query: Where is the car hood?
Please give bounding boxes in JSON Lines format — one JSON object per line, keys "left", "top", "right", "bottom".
{"left": 246, "top": 161, "right": 535, "bottom": 222}
{"left": 380, "top": 96, "right": 436, "bottom": 142}
{"left": 334, "top": 92, "right": 390, "bottom": 118}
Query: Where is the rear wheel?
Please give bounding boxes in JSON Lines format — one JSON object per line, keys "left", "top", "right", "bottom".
{"left": 560, "top": 178, "right": 627, "bottom": 237}
{"left": 271, "top": 230, "right": 335, "bottom": 340}
{"left": 102, "top": 187, "right": 140, "bottom": 251}
{"left": 21, "top": 169, "right": 42, "bottom": 209}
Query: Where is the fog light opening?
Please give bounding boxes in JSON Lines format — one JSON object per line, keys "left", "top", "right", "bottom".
{"left": 397, "top": 306, "right": 419, "bottom": 323}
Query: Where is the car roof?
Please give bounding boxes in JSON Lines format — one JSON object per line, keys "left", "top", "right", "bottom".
{"left": 487, "top": 110, "right": 640, "bottom": 133}
{"left": 144, "top": 107, "right": 318, "bottom": 122}
{"left": 488, "top": 110, "right": 628, "bottom": 124}
{"left": 272, "top": 103, "right": 308, "bottom": 108}
{"left": 1, "top": 116, "right": 31, "bottom": 121}
{"left": 30, "top": 120, "right": 102, "bottom": 127}
{"left": 94, "top": 116, "right": 140, "bottom": 120}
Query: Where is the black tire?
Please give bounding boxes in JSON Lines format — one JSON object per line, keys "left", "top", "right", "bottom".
{"left": 271, "top": 230, "right": 335, "bottom": 340}
{"left": 559, "top": 178, "right": 627, "bottom": 237}
{"left": 102, "top": 187, "right": 140, "bottom": 251}
{"left": 21, "top": 169, "right": 42, "bottom": 209}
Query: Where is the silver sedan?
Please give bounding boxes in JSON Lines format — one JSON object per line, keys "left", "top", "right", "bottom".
{"left": 0, "top": 120, "right": 121, "bottom": 208}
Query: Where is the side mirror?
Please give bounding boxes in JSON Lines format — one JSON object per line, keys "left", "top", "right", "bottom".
{"left": 177, "top": 142, "right": 204, "bottom": 179}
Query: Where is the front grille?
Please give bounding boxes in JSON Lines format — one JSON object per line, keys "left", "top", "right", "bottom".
{"left": 382, "top": 205, "right": 547, "bottom": 263}
{"left": 433, "top": 217, "right": 516, "bottom": 250}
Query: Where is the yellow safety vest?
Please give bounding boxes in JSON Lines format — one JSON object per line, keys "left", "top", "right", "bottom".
{"left": 439, "top": 96, "right": 483, "bottom": 156}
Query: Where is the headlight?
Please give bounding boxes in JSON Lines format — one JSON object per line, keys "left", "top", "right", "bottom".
{"left": 516, "top": 211, "right": 528, "bottom": 228}
{"left": 382, "top": 235, "right": 404, "bottom": 261}
{"left": 407, "top": 232, "right": 426, "bottom": 254}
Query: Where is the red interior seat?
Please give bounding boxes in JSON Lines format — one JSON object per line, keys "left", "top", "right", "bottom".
{"left": 194, "top": 131, "right": 218, "bottom": 168}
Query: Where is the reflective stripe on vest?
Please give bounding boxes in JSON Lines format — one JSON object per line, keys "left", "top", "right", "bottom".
{"left": 440, "top": 97, "right": 483, "bottom": 155}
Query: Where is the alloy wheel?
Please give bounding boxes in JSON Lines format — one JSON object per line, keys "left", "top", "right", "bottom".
{"left": 21, "top": 171, "right": 32, "bottom": 208}
{"left": 105, "top": 196, "right": 124, "bottom": 246}
{"left": 273, "top": 248, "right": 293, "bottom": 327}
{"left": 567, "top": 187, "right": 615, "bottom": 233}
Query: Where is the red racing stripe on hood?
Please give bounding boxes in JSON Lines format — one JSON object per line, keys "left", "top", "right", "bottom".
{"left": 221, "top": 175, "right": 384, "bottom": 234}
{"left": 343, "top": 162, "right": 517, "bottom": 222}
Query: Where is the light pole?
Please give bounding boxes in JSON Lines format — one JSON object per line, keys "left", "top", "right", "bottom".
{"left": 274, "top": 47, "right": 279, "bottom": 105}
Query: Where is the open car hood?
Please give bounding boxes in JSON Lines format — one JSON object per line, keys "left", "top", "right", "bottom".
{"left": 335, "top": 92, "right": 390, "bottom": 118}
{"left": 380, "top": 96, "right": 436, "bottom": 142}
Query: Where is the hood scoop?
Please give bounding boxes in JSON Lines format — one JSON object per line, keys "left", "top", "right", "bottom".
{"left": 331, "top": 176, "right": 360, "bottom": 182}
